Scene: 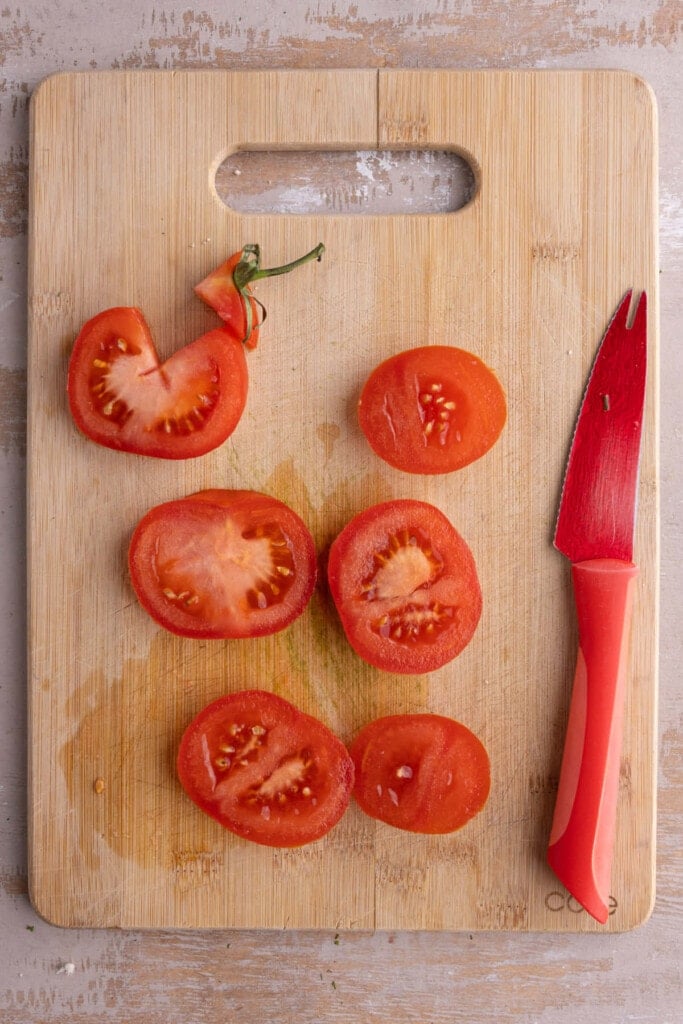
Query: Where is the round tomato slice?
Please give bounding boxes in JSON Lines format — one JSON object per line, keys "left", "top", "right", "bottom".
{"left": 128, "top": 490, "right": 317, "bottom": 639}
{"left": 350, "top": 714, "right": 490, "bottom": 834}
{"left": 177, "top": 690, "right": 354, "bottom": 847}
{"left": 327, "top": 500, "right": 482, "bottom": 674}
{"left": 358, "top": 345, "right": 506, "bottom": 474}
{"left": 67, "top": 307, "right": 248, "bottom": 459}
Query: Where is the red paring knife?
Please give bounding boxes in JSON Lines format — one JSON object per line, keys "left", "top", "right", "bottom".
{"left": 547, "top": 290, "right": 647, "bottom": 924}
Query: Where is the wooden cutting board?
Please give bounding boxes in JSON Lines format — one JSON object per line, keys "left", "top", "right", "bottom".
{"left": 27, "top": 69, "right": 658, "bottom": 931}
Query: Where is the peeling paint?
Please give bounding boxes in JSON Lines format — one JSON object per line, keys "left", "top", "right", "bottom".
{"left": 0, "top": 8, "right": 44, "bottom": 66}
{"left": 0, "top": 365, "right": 26, "bottom": 454}
{"left": 0, "top": 152, "right": 27, "bottom": 239}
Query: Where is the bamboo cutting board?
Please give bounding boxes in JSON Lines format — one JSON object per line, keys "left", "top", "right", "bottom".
{"left": 27, "top": 69, "right": 658, "bottom": 931}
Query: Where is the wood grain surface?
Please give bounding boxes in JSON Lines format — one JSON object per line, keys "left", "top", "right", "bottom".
{"left": 27, "top": 67, "right": 658, "bottom": 932}
{"left": 2, "top": 2, "right": 682, "bottom": 1021}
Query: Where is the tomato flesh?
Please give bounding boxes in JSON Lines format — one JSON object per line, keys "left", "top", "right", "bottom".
{"left": 358, "top": 345, "right": 506, "bottom": 474}
{"left": 327, "top": 500, "right": 482, "bottom": 674}
{"left": 128, "top": 490, "right": 317, "bottom": 639}
{"left": 67, "top": 307, "right": 248, "bottom": 458}
{"left": 350, "top": 714, "right": 490, "bottom": 834}
{"left": 177, "top": 690, "right": 354, "bottom": 847}
{"left": 194, "top": 251, "right": 261, "bottom": 350}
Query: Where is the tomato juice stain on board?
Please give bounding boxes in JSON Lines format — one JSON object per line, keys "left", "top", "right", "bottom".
{"left": 55, "top": 615, "right": 337, "bottom": 869}
{"left": 264, "top": 457, "right": 405, "bottom": 728}
{"left": 315, "top": 421, "right": 341, "bottom": 462}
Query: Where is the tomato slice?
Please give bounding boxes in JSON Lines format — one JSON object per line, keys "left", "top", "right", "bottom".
{"left": 358, "top": 345, "right": 506, "bottom": 474}
{"left": 128, "top": 490, "right": 317, "bottom": 639}
{"left": 327, "top": 500, "right": 482, "bottom": 674}
{"left": 195, "top": 242, "right": 325, "bottom": 349}
{"left": 350, "top": 714, "right": 490, "bottom": 834}
{"left": 67, "top": 307, "right": 248, "bottom": 459}
{"left": 194, "top": 250, "right": 261, "bottom": 351}
{"left": 177, "top": 690, "right": 354, "bottom": 847}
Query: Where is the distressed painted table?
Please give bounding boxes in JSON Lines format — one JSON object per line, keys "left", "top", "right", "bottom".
{"left": 1, "top": 2, "right": 681, "bottom": 1021}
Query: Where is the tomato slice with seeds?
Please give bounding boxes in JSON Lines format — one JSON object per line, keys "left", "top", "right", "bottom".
{"left": 327, "top": 500, "right": 482, "bottom": 674}
{"left": 350, "top": 714, "right": 490, "bottom": 834}
{"left": 128, "top": 490, "right": 317, "bottom": 639}
{"left": 67, "top": 306, "right": 248, "bottom": 459}
{"left": 67, "top": 244, "right": 323, "bottom": 459}
{"left": 358, "top": 345, "right": 506, "bottom": 474}
{"left": 177, "top": 690, "right": 354, "bottom": 847}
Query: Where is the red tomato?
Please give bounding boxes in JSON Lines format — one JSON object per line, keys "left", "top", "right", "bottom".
{"left": 128, "top": 490, "right": 317, "bottom": 639}
{"left": 177, "top": 690, "right": 354, "bottom": 847}
{"left": 193, "top": 249, "right": 262, "bottom": 351}
{"left": 68, "top": 243, "right": 323, "bottom": 459}
{"left": 358, "top": 345, "right": 506, "bottom": 474}
{"left": 327, "top": 500, "right": 482, "bottom": 674}
{"left": 67, "top": 307, "right": 248, "bottom": 459}
{"left": 350, "top": 714, "right": 490, "bottom": 834}
{"left": 195, "top": 242, "right": 325, "bottom": 348}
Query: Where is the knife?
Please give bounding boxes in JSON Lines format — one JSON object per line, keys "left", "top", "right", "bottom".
{"left": 547, "top": 289, "right": 647, "bottom": 924}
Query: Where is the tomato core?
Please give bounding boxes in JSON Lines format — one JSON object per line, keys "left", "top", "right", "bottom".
{"left": 177, "top": 690, "right": 354, "bottom": 847}
{"left": 350, "top": 713, "right": 490, "bottom": 834}
{"left": 327, "top": 500, "right": 482, "bottom": 674}
{"left": 358, "top": 345, "right": 506, "bottom": 474}
{"left": 129, "top": 490, "right": 317, "bottom": 639}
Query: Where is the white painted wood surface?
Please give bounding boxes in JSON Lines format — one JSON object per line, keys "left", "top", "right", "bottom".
{"left": 1, "top": 1, "right": 681, "bottom": 1020}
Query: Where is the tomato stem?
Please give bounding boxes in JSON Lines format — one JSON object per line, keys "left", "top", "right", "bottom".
{"left": 233, "top": 243, "right": 324, "bottom": 344}
{"left": 252, "top": 242, "right": 325, "bottom": 281}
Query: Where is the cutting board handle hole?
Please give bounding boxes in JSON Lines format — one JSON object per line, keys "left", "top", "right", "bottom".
{"left": 214, "top": 149, "right": 477, "bottom": 215}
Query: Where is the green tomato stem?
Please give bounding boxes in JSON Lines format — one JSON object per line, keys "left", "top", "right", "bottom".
{"left": 233, "top": 243, "right": 325, "bottom": 344}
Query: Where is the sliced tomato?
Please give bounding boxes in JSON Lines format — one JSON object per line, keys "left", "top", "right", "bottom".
{"left": 327, "top": 500, "right": 482, "bottom": 674}
{"left": 177, "top": 690, "right": 354, "bottom": 847}
{"left": 349, "top": 714, "right": 490, "bottom": 834}
{"left": 195, "top": 242, "right": 325, "bottom": 349}
{"left": 358, "top": 345, "right": 506, "bottom": 474}
{"left": 128, "top": 490, "right": 317, "bottom": 639}
{"left": 194, "top": 250, "right": 261, "bottom": 351}
{"left": 67, "top": 307, "right": 248, "bottom": 459}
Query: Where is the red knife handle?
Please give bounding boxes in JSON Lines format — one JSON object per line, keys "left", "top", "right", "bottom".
{"left": 547, "top": 558, "right": 639, "bottom": 923}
